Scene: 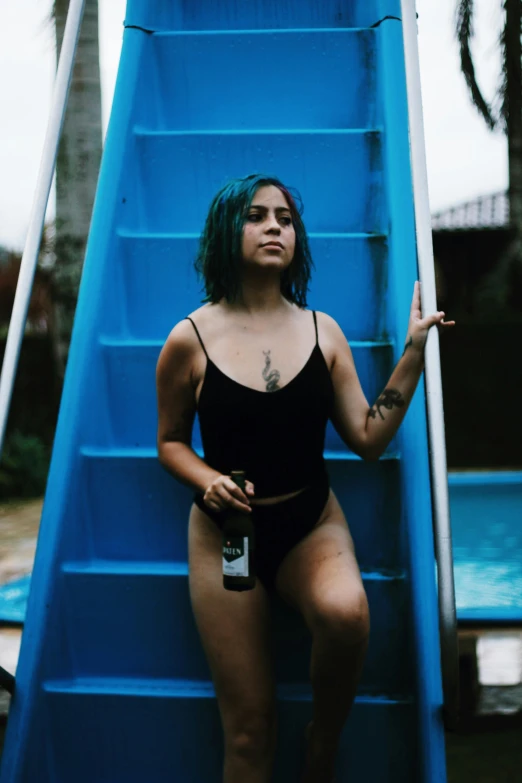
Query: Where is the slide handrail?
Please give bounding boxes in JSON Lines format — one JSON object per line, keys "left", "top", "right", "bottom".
{"left": 0, "top": 0, "right": 86, "bottom": 695}
{"left": 0, "top": 0, "right": 86, "bottom": 457}
{"left": 400, "top": 0, "right": 460, "bottom": 730}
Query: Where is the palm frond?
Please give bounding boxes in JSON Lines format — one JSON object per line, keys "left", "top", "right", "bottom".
{"left": 455, "top": 0, "right": 497, "bottom": 130}
{"left": 497, "top": 13, "right": 509, "bottom": 133}
{"left": 43, "top": 2, "right": 55, "bottom": 36}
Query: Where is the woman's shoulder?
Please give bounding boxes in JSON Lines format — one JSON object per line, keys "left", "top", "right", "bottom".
{"left": 184, "top": 302, "right": 214, "bottom": 323}
{"left": 312, "top": 309, "right": 343, "bottom": 336}
{"left": 161, "top": 305, "right": 212, "bottom": 352}
{"left": 169, "top": 303, "right": 216, "bottom": 336}
{"left": 311, "top": 311, "right": 352, "bottom": 368}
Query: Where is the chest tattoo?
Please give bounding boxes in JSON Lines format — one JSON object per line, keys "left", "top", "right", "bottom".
{"left": 262, "top": 350, "right": 281, "bottom": 392}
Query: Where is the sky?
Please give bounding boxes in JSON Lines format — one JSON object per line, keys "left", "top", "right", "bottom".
{"left": 0, "top": 0, "right": 508, "bottom": 252}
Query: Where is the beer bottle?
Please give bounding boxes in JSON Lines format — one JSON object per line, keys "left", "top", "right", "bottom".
{"left": 222, "top": 471, "right": 256, "bottom": 591}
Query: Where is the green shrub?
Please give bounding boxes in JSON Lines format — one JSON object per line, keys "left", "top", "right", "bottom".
{"left": 0, "top": 431, "right": 50, "bottom": 500}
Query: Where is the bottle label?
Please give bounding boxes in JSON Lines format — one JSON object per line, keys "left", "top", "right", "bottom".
{"left": 223, "top": 536, "right": 249, "bottom": 577}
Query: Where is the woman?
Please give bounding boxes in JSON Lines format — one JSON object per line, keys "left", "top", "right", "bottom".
{"left": 155, "top": 173, "right": 454, "bottom": 783}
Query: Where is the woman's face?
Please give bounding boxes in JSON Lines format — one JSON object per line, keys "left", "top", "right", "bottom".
{"left": 241, "top": 185, "right": 296, "bottom": 271}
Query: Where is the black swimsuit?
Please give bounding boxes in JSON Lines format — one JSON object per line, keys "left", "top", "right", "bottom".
{"left": 185, "top": 310, "right": 334, "bottom": 590}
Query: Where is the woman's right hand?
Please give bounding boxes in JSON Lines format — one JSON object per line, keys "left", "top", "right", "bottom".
{"left": 203, "top": 475, "right": 255, "bottom": 513}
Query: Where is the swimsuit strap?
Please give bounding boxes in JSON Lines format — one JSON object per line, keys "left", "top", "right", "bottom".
{"left": 185, "top": 317, "right": 209, "bottom": 359}
{"left": 312, "top": 310, "right": 319, "bottom": 346}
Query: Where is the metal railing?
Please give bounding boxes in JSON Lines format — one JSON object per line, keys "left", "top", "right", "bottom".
{"left": 0, "top": 0, "right": 86, "bottom": 696}
{"left": 400, "top": 0, "right": 460, "bottom": 730}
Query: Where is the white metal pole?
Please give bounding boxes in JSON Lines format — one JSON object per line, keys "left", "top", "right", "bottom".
{"left": 400, "top": 0, "right": 459, "bottom": 727}
{"left": 0, "top": 0, "right": 86, "bottom": 454}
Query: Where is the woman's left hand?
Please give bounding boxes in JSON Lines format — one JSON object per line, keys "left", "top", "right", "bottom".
{"left": 404, "top": 280, "right": 455, "bottom": 355}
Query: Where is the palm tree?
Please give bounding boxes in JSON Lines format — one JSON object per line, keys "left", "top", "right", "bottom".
{"left": 455, "top": 0, "right": 522, "bottom": 318}
{"left": 50, "top": 0, "right": 102, "bottom": 378}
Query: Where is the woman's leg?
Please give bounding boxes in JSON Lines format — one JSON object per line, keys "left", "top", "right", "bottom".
{"left": 274, "top": 489, "right": 370, "bottom": 783}
{"left": 188, "top": 503, "right": 278, "bottom": 783}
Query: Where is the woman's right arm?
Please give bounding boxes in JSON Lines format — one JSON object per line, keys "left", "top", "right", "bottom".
{"left": 155, "top": 321, "right": 253, "bottom": 512}
{"left": 156, "top": 320, "right": 221, "bottom": 494}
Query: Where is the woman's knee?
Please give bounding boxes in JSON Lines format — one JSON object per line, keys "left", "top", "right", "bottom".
{"left": 310, "top": 584, "right": 370, "bottom": 645}
{"left": 224, "top": 706, "right": 278, "bottom": 761}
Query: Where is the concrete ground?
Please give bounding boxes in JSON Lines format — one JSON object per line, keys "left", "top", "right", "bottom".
{"left": 0, "top": 496, "right": 41, "bottom": 691}
{"left": 0, "top": 497, "right": 43, "bottom": 759}
{"left": 446, "top": 717, "right": 522, "bottom": 783}
{"left": 1, "top": 498, "right": 522, "bottom": 780}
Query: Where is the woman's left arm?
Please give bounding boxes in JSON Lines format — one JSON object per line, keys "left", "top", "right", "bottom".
{"left": 327, "top": 281, "right": 455, "bottom": 460}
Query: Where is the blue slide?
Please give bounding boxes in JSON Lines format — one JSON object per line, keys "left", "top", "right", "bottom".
{"left": 1, "top": 1, "right": 448, "bottom": 780}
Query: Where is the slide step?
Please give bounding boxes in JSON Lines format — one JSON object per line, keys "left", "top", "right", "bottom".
{"left": 43, "top": 677, "right": 411, "bottom": 702}
{"left": 117, "top": 230, "right": 389, "bottom": 239}
{"left": 80, "top": 446, "right": 401, "bottom": 461}
{"left": 99, "top": 337, "right": 394, "bottom": 349}
{"left": 134, "top": 128, "right": 382, "bottom": 137}
{"left": 62, "top": 560, "right": 405, "bottom": 580}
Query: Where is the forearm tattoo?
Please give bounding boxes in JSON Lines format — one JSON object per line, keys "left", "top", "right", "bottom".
{"left": 403, "top": 335, "right": 413, "bottom": 355}
{"left": 369, "top": 388, "right": 405, "bottom": 420}
{"left": 262, "top": 350, "right": 281, "bottom": 392}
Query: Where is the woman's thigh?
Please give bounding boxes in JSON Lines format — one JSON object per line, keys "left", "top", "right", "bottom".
{"left": 188, "top": 502, "right": 278, "bottom": 736}
{"left": 274, "top": 489, "right": 369, "bottom": 637}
